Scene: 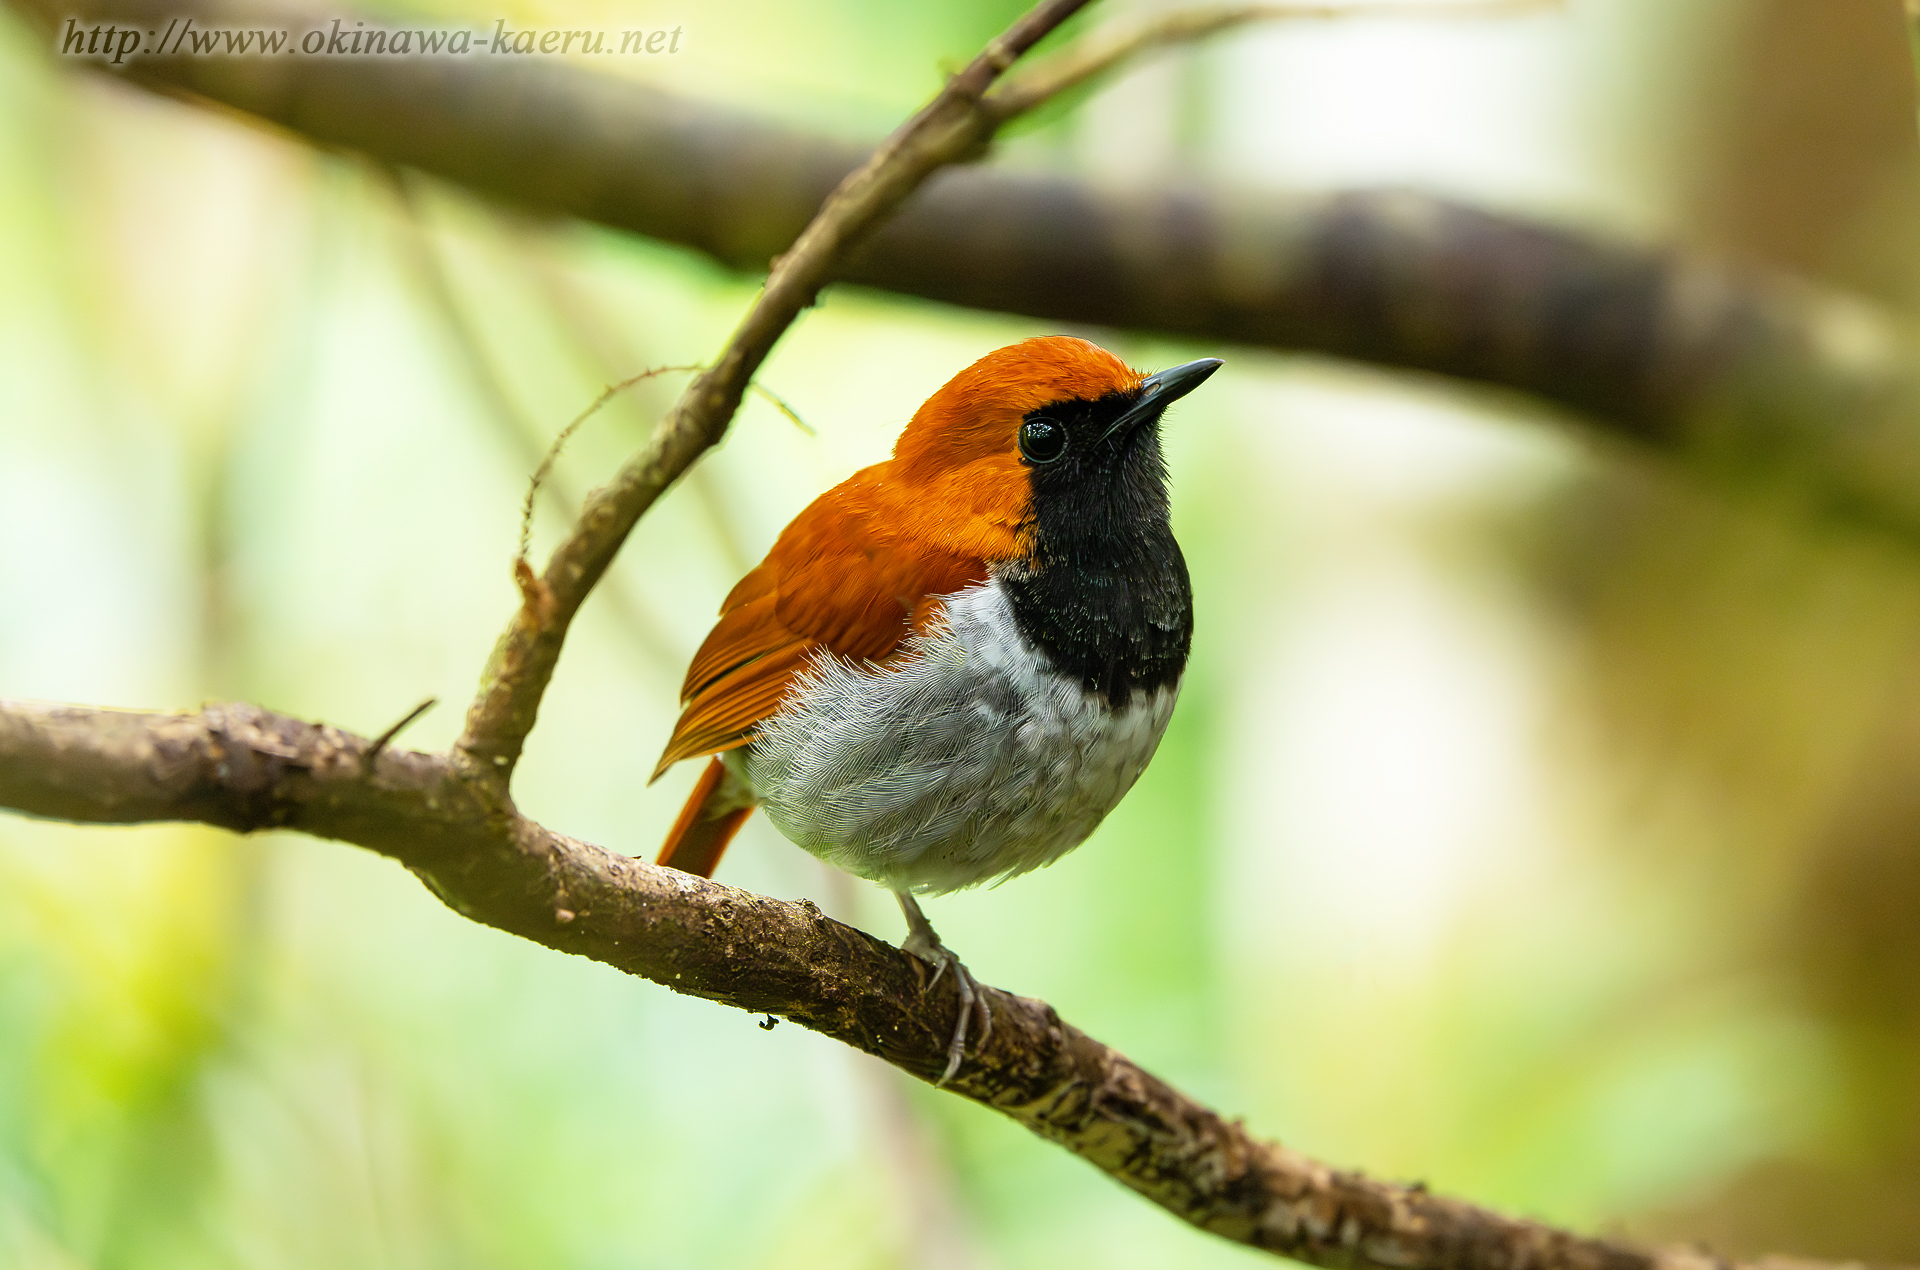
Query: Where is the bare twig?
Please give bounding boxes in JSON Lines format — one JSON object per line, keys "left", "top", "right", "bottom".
{"left": 986, "top": 0, "right": 1562, "bottom": 121}
{"left": 0, "top": 695, "right": 1881, "bottom": 1270}
{"left": 749, "top": 381, "right": 816, "bottom": 437}
{"left": 515, "top": 364, "right": 811, "bottom": 565}
{"left": 361, "top": 696, "right": 437, "bottom": 773}
{"left": 509, "top": 250, "right": 760, "bottom": 576}
{"left": 451, "top": 0, "right": 1096, "bottom": 782}
{"left": 515, "top": 363, "right": 703, "bottom": 563}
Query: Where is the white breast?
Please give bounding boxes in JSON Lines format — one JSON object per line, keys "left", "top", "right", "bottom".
{"left": 741, "top": 580, "right": 1179, "bottom": 895}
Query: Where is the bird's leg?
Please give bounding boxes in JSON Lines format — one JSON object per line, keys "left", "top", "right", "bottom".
{"left": 894, "top": 891, "right": 993, "bottom": 1086}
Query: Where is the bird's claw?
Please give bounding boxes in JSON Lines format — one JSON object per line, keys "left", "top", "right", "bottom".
{"left": 897, "top": 893, "right": 993, "bottom": 1086}
{"left": 914, "top": 944, "right": 991, "bottom": 1086}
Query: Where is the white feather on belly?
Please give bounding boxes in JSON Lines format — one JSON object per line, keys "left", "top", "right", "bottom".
{"left": 742, "top": 580, "right": 1179, "bottom": 895}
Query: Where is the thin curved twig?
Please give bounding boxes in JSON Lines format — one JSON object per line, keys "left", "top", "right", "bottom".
{"left": 514, "top": 365, "right": 814, "bottom": 565}
{"left": 515, "top": 362, "right": 704, "bottom": 563}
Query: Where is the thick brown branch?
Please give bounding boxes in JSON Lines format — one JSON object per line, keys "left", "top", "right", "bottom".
{"left": 19, "top": 0, "right": 1920, "bottom": 541}
{"left": 449, "top": 0, "right": 1090, "bottom": 780}
{"left": 0, "top": 695, "right": 1847, "bottom": 1270}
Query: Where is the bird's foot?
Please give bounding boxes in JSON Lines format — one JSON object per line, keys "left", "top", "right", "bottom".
{"left": 895, "top": 891, "right": 992, "bottom": 1086}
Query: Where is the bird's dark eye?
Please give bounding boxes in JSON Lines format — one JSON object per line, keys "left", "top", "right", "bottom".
{"left": 1018, "top": 416, "right": 1067, "bottom": 465}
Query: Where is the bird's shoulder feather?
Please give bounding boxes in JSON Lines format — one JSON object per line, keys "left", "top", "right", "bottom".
{"left": 652, "top": 467, "right": 996, "bottom": 779}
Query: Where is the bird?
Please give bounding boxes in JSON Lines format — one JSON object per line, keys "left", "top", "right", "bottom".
{"left": 650, "top": 335, "right": 1221, "bottom": 1081}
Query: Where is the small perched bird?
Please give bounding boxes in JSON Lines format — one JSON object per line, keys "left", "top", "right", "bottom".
{"left": 652, "top": 336, "right": 1220, "bottom": 1079}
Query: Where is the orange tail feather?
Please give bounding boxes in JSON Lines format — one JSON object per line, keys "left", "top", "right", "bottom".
{"left": 657, "top": 757, "right": 756, "bottom": 878}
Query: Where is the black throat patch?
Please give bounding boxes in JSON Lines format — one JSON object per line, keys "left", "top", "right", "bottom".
{"left": 1000, "top": 392, "right": 1193, "bottom": 708}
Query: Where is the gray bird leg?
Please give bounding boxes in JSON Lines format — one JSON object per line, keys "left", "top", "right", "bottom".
{"left": 895, "top": 890, "right": 993, "bottom": 1085}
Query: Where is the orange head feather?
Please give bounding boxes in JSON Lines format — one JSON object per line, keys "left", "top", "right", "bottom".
{"left": 881, "top": 337, "right": 1145, "bottom": 563}
{"left": 891, "top": 337, "right": 1144, "bottom": 482}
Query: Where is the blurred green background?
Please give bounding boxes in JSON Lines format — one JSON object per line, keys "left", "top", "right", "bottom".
{"left": 5, "top": 0, "right": 1920, "bottom": 1265}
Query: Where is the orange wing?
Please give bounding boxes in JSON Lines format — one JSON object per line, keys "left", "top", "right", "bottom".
{"left": 650, "top": 476, "right": 988, "bottom": 781}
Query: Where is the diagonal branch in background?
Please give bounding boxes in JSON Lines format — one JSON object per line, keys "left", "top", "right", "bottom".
{"left": 0, "top": 696, "right": 1850, "bottom": 1270}
{"left": 450, "top": 0, "right": 1091, "bottom": 779}
{"left": 17, "top": 0, "right": 1920, "bottom": 538}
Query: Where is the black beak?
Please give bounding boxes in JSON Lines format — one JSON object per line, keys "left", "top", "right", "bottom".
{"left": 1102, "top": 357, "right": 1224, "bottom": 443}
